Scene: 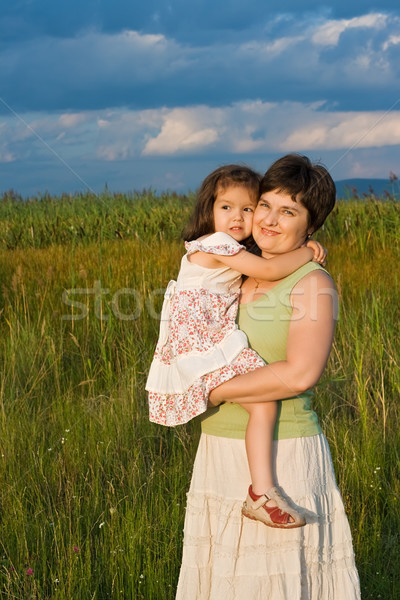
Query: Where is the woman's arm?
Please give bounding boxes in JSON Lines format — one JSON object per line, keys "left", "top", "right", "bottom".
{"left": 209, "top": 270, "right": 337, "bottom": 405}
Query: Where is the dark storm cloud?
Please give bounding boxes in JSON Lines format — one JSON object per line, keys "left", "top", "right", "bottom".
{"left": 1, "top": 11, "right": 399, "bottom": 113}
{"left": 2, "top": 0, "right": 400, "bottom": 43}
{"left": 1, "top": 1, "right": 400, "bottom": 196}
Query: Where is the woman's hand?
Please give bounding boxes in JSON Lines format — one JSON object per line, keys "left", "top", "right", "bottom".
{"left": 306, "top": 239, "right": 327, "bottom": 266}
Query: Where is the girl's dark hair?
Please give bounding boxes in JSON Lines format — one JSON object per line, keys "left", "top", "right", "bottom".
{"left": 183, "top": 165, "right": 261, "bottom": 241}
{"left": 260, "top": 154, "right": 336, "bottom": 233}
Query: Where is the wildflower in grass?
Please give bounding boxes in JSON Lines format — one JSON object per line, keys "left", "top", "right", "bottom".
{"left": 9, "top": 566, "right": 15, "bottom": 572}
{"left": 26, "top": 568, "right": 34, "bottom": 576}
{"left": 73, "top": 546, "right": 80, "bottom": 553}
{"left": 99, "top": 521, "right": 105, "bottom": 528}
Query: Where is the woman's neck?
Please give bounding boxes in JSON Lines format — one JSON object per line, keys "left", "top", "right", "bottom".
{"left": 240, "top": 275, "right": 281, "bottom": 304}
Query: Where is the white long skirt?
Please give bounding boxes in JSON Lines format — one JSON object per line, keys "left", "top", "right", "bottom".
{"left": 176, "top": 433, "right": 361, "bottom": 600}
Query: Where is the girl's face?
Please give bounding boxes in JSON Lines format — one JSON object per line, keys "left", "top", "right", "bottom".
{"left": 253, "top": 190, "right": 313, "bottom": 258}
{"left": 212, "top": 185, "right": 257, "bottom": 242}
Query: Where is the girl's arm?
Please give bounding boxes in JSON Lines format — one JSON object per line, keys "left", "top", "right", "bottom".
{"left": 192, "top": 242, "right": 325, "bottom": 281}
{"left": 209, "top": 270, "right": 337, "bottom": 405}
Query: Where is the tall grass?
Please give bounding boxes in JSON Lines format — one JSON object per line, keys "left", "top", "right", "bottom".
{"left": 0, "top": 193, "right": 399, "bottom": 598}
{"left": 0, "top": 190, "right": 194, "bottom": 250}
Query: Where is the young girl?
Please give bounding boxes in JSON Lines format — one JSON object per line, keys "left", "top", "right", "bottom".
{"left": 146, "top": 165, "right": 326, "bottom": 528}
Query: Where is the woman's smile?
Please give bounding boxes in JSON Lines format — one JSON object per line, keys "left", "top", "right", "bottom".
{"left": 258, "top": 227, "right": 280, "bottom": 236}
{"left": 253, "top": 190, "right": 311, "bottom": 257}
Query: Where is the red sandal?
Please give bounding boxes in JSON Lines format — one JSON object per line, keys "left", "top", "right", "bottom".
{"left": 242, "top": 485, "right": 306, "bottom": 529}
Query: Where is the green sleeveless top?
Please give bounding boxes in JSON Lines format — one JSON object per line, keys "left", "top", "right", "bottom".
{"left": 200, "top": 262, "right": 327, "bottom": 440}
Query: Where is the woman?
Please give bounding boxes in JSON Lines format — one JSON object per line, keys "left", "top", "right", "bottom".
{"left": 176, "top": 155, "right": 361, "bottom": 599}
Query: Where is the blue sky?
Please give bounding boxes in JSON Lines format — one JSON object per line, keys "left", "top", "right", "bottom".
{"left": 1, "top": 1, "right": 400, "bottom": 196}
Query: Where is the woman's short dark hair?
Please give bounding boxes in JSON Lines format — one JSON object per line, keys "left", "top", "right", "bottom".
{"left": 259, "top": 154, "right": 336, "bottom": 232}
{"left": 183, "top": 165, "right": 261, "bottom": 241}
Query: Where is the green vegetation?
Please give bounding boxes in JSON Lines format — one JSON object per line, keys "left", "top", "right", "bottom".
{"left": 0, "top": 189, "right": 194, "bottom": 250}
{"left": 0, "top": 190, "right": 399, "bottom": 598}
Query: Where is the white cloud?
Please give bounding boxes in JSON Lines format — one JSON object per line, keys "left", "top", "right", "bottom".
{"left": 97, "top": 144, "right": 131, "bottom": 161}
{"left": 282, "top": 111, "right": 400, "bottom": 150}
{"left": 382, "top": 35, "right": 400, "bottom": 51}
{"left": 142, "top": 108, "right": 220, "bottom": 155}
{"left": 59, "top": 113, "right": 87, "bottom": 128}
{"left": 123, "top": 29, "right": 165, "bottom": 47}
{"left": 312, "top": 13, "right": 388, "bottom": 47}
{"left": 0, "top": 148, "right": 15, "bottom": 162}
{"left": 125, "top": 102, "right": 400, "bottom": 156}
{"left": 233, "top": 137, "right": 265, "bottom": 153}
{"left": 240, "top": 36, "right": 304, "bottom": 57}
{"left": 2, "top": 102, "right": 400, "bottom": 194}
{"left": 3, "top": 5, "right": 400, "bottom": 195}
{"left": 2, "top": 101, "right": 400, "bottom": 188}
{"left": 143, "top": 125, "right": 218, "bottom": 154}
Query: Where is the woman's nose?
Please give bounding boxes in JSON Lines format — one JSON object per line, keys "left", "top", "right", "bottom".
{"left": 262, "top": 210, "right": 279, "bottom": 226}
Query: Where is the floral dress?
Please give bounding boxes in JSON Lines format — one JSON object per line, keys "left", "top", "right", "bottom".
{"left": 145, "top": 232, "right": 266, "bottom": 426}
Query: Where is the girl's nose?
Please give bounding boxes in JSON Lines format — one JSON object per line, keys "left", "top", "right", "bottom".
{"left": 233, "top": 210, "right": 244, "bottom": 221}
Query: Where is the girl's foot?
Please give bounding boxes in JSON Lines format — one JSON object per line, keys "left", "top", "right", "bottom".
{"left": 242, "top": 485, "right": 306, "bottom": 529}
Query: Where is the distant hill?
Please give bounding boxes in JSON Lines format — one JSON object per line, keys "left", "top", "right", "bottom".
{"left": 335, "top": 178, "right": 400, "bottom": 200}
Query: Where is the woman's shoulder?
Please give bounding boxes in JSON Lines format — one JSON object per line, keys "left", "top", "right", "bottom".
{"left": 290, "top": 265, "right": 338, "bottom": 320}
{"left": 292, "top": 263, "right": 335, "bottom": 289}
{"left": 284, "top": 262, "right": 334, "bottom": 292}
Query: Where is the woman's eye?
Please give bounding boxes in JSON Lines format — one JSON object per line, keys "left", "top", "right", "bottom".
{"left": 283, "top": 210, "right": 294, "bottom": 216}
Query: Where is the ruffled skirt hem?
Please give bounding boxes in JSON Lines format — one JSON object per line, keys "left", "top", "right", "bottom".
{"left": 176, "top": 433, "right": 361, "bottom": 600}
{"left": 148, "top": 348, "right": 265, "bottom": 426}
{"left": 146, "top": 328, "right": 250, "bottom": 394}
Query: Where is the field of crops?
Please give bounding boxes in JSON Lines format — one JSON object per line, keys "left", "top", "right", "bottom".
{"left": 0, "top": 190, "right": 399, "bottom": 599}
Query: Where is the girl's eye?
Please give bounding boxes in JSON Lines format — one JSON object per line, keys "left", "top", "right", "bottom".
{"left": 244, "top": 207, "right": 254, "bottom": 212}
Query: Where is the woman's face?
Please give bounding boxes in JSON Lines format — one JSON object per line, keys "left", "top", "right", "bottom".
{"left": 253, "top": 190, "right": 312, "bottom": 258}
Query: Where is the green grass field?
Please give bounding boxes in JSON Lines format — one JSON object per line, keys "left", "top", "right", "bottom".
{"left": 0, "top": 191, "right": 399, "bottom": 599}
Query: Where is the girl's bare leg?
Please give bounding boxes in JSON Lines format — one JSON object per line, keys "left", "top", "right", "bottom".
{"left": 241, "top": 401, "right": 277, "bottom": 495}
{"left": 240, "top": 401, "right": 304, "bottom": 527}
